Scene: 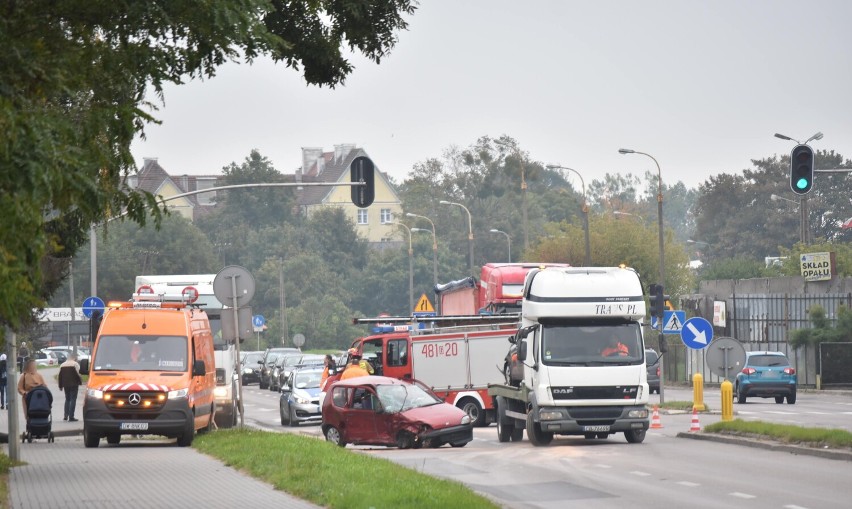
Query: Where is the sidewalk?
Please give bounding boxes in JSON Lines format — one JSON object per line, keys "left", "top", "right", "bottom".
{"left": 1, "top": 366, "right": 84, "bottom": 440}
{"left": 3, "top": 367, "right": 322, "bottom": 509}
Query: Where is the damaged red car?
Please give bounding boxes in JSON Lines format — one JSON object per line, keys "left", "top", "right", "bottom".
{"left": 321, "top": 376, "right": 473, "bottom": 449}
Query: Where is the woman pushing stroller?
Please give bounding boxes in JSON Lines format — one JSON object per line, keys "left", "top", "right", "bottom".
{"left": 18, "top": 359, "right": 47, "bottom": 418}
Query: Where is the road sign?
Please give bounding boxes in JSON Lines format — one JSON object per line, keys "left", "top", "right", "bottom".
{"left": 292, "top": 333, "right": 306, "bottom": 348}
{"left": 82, "top": 296, "right": 105, "bottom": 319}
{"left": 650, "top": 316, "right": 659, "bottom": 330}
{"left": 181, "top": 286, "right": 199, "bottom": 303}
{"left": 662, "top": 310, "right": 686, "bottom": 335}
{"left": 413, "top": 293, "right": 435, "bottom": 314}
{"left": 252, "top": 314, "right": 265, "bottom": 332}
{"left": 213, "top": 265, "right": 256, "bottom": 307}
{"left": 680, "top": 317, "right": 714, "bottom": 349}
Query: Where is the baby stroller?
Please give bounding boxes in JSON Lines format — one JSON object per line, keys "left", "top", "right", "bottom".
{"left": 22, "top": 385, "right": 55, "bottom": 443}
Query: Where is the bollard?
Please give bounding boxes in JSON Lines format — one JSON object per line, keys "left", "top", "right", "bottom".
{"left": 692, "top": 372, "right": 706, "bottom": 411}
{"left": 720, "top": 379, "right": 733, "bottom": 421}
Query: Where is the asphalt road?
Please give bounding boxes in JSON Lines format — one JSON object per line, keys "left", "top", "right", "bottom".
{"left": 241, "top": 382, "right": 852, "bottom": 509}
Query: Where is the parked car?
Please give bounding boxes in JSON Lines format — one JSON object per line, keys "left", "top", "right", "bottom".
{"left": 735, "top": 351, "right": 797, "bottom": 404}
{"left": 280, "top": 367, "right": 324, "bottom": 426}
{"left": 270, "top": 354, "right": 302, "bottom": 392}
{"left": 645, "top": 349, "right": 660, "bottom": 394}
{"left": 276, "top": 354, "right": 325, "bottom": 390}
{"left": 259, "top": 348, "right": 300, "bottom": 390}
{"left": 321, "top": 376, "right": 473, "bottom": 449}
{"left": 241, "top": 351, "right": 265, "bottom": 385}
{"left": 43, "top": 346, "right": 89, "bottom": 362}
{"left": 33, "top": 350, "right": 60, "bottom": 367}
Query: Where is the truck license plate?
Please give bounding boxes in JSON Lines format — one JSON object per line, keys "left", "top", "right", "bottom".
{"left": 120, "top": 422, "right": 149, "bottom": 431}
{"left": 583, "top": 425, "right": 610, "bottom": 432}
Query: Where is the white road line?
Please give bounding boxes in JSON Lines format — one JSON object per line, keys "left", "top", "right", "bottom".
{"left": 729, "top": 492, "right": 756, "bottom": 499}
{"left": 630, "top": 471, "right": 651, "bottom": 477}
{"left": 805, "top": 411, "right": 830, "bottom": 415}
{"left": 784, "top": 505, "right": 810, "bottom": 509}
{"left": 764, "top": 411, "right": 796, "bottom": 415}
{"left": 594, "top": 464, "right": 612, "bottom": 469}
{"left": 676, "top": 481, "right": 700, "bottom": 487}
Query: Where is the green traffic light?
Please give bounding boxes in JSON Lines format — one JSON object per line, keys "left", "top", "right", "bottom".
{"left": 796, "top": 178, "right": 809, "bottom": 189}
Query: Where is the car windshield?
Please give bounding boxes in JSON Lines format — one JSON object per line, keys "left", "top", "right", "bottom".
{"left": 93, "top": 335, "right": 188, "bottom": 372}
{"left": 243, "top": 353, "right": 263, "bottom": 365}
{"left": 376, "top": 384, "right": 442, "bottom": 414}
{"left": 294, "top": 371, "right": 322, "bottom": 389}
{"left": 749, "top": 355, "right": 790, "bottom": 367}
{"left": 540, "top": 320, "right": 643, "bottom": 366}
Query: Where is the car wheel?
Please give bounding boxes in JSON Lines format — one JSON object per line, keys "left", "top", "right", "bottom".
{"left": 625, "top": 429, "right": 646, "bottom": 444}
{"left": 450, "top": 441, "right": 468, "bottom": 448}
{"left": 525, "top": 411, "right": 553, "bottom": 447}
{"left": 458, "top": 398, "right": 486, "bottom": 427}
{"left": 787, "top": 392, "right": 797, "bottom": 404}
{"left": 83, "top": 428, "right": 100, "bottom": 448}
{"left": 106, "top": 434, "right": 121, "bottom": 445}
{"left": 736, "top": 385, "right": 746, "bottom": 404}
{"left": 176, "top": 419, "right": 194, "bottom": 447}
{"left": 288, "top": 406, "right": 297, "bottom": 427}
{"left": 280, "top": 403, "right": 288, "bottom": 426}
{"left": 324, "top": 426, "right": 346, "bottom": 447}
{"left": 775, "top": 396, "right": 785, "bottom": 404}
{"left": 396, "top": 431, "right": 415, "bottom": 449}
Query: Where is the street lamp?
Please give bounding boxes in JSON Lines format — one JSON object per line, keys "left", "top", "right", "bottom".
{"left": 439, "top": 200, "right": 474, "bottom": 274}
{"left": 613, "top": 211, "right": 647, "bottom": 227}
{"left": 619, "top": 147, "right": 666, "bottom": 403}
{"left": 771, "top": 193, "right": 806, "bottom": 244}
{"left": 392, "top": 222, "right": 414, "bottom": 314}
{"left": 489, "top": 229, "right": 512, "bottom": 263}
{"left": 495, "top": 139, "right": 529, "bottom": 249}
{"left": 546, "top": 164, "right": 591, "bottom": 266}
{"left": 407, "top": 212, "right": 438, "bottom": 289}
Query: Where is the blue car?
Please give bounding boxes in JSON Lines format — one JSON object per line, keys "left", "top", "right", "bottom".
{"left": 735, "top": 351, "right": 797, "bottom": 404}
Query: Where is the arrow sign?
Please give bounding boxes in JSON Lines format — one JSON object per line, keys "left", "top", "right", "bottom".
{"left": 82, "top": 296, "right": 105, "bottom": 319}
{"left": 680, "top": 317, "right": 713, "bottom": 350}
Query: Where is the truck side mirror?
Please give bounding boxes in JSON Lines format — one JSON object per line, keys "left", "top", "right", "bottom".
{"left": 79, "top": 358, "right": 89, "bottom": 375}
{"left": 192, "top": 360, "right": 206, "bottom": 377}
{"left": 518, "top": 342, "right": 528, "bottom": 362}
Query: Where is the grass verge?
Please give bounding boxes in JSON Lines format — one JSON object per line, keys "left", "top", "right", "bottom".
{"left": 655, "top": 400, "right": 711, "bottom": 412}
{"left": 0, "top": 452, "right": 24, "bottom": 509}
{"left": 193, "top": 428, "right": 499, "bottom": 509}
{"left": 705, "top": 419, "right": 852, "bottom": 449}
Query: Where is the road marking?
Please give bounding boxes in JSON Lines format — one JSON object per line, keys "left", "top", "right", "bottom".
{"left": 676, "top": 481, "right": 700, "bottom": 487}
{"left": 729, "top": 492, "right": 756, "bottom": 499}
{"left": 764, "top": 411, "right": 796, "bottom": 415}
{"left": 784, "top": 505, "right": 810, "bottom": 509}
{"left": 630, "top": 471, "right": 651, "bottom": 477}
{"left": 736, "top": 410, "right": 757, "bottom": 414}
{"left": 594, "top": 464, "right": 612, "bottom": 469}
{"left": 805, "top": 411, "right": 830, "bottom": 415}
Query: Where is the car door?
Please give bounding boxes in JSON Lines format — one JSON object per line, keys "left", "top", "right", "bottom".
{"left": 343, "top": 387, "right": 382, "bottom": 443}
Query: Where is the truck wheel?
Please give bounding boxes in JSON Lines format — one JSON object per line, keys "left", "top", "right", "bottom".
{"left": 83, "top": 428, "right": 100, "bottom": 448}
{"left": 625, "top": 429, "right": 646, "bottom": 444}
{"left": 526, "top": 412, "right": 553, "bottom": 446}
{"left": 496, "top": 396, "right": 513, "bottom": 442}
{"left": 510, "top": 427, "right": 524, "bottom": 442}
{"left": 458, "top": 398, "right": 485, "bottom": 427}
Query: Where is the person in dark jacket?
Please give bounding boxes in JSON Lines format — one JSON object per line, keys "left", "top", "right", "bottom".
{"left": 58, "top": 354, "right": 83, "bottom": 421}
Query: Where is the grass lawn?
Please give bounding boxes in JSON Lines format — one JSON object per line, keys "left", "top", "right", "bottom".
{"left": 193, "top": 428, "right": 499, "bottom": 509}
{"left": 704, "top": 419, "right": 852, "bottom": 449}
{"left": 654, "top": 400, "right": 711, "bottom": 412}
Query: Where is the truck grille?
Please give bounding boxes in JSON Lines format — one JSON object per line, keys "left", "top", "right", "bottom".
{"left": 551, "top": 386, "right": 639, "bottom": 400}
{"left": 104, "top": 391, "right": 166, "bottom": 412}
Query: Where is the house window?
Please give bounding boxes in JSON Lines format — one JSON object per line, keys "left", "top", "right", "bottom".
{"left": 380, "top": 209, "right": 392, "bottom": 224}
{"left": 357, "top": 209, "right": 368, "bottom": 225}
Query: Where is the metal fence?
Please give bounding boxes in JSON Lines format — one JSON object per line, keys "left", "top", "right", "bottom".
{"left": 820, "top": 342, "right": 852, "bottom": 386}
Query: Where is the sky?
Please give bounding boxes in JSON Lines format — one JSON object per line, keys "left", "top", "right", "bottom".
{"left": 130, "top": 1, "right": 852, "bottom": 191}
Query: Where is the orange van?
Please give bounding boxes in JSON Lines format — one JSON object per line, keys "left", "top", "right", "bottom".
{"left": 80, "top": 299, "right": 216, "bottom": 447}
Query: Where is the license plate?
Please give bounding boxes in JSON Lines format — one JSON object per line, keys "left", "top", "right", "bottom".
{"left": 120, "top": 422, "right": 149, "bottom": 431}
{"left": 761, "top": 370, "right": 780, "bottom": 379}
{"left": 583, "top": 425, "right": 610, "bottom": 432}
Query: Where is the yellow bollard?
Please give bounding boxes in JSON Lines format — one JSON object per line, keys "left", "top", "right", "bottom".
{"left": 692, "top": 372, "right": 706, "bottom": 411}
{"left": 720, "top": 380, "right": 733, "bottom": 421}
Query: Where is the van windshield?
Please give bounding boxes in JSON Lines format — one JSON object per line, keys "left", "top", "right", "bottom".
{"left": 93, "top": 335, "right": 188, "bottom": 372}
{"left": 540, "top": 321, "right": 643, "bottom": 366}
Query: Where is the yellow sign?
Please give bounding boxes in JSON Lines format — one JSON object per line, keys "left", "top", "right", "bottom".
{"left": 414, "top": 293, "right": 435, "bottom": 313}
{"left": 800, "top": 252, "right": 832, "bottom": 282}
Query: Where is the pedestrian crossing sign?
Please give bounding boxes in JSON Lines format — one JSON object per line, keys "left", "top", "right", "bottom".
{"left": 662, "top": 310, "right": 686, "bottom": 335}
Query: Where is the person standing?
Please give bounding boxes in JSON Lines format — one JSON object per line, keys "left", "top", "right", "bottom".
{"left": 340, "top": 349, "right": 370, "bottom": 380}
{"left": 0, "top": 353, "right": 7, "bottom": 409}
{"left": 17, "top": 359, "right": 47, "bottom": 419}
{"left": 58, "top": 354, "right": 83, "bottom": 421}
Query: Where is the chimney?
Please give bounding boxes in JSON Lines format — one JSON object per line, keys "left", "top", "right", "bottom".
{"left": 301, "top": 147, "right": 324, "bottom": 176}
{"left": 334, "top": 143, "right": 357, "bottom": 163}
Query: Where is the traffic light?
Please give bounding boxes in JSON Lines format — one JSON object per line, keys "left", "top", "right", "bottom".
{"left": 350, "top": 156, "right": 375, "bottom": 208}
{"left": 789, "top": 144, "right": 815, "bottom": 195}
{"left": 648, "top": 283, "right": 668, "bottom": 321}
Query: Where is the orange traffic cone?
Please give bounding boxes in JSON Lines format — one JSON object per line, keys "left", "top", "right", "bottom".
{"left": 650, "top": 405, "right": 663, "bottom": 429}
{"left": 689, "top": 407, "right": 701, "bottom": 432}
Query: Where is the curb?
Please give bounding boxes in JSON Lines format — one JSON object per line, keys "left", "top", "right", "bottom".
{"left": 676, "top": 431, "right": 852, "bottom": 462}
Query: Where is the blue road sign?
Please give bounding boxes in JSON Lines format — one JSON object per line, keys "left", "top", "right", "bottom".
{"left": 82, "top": 296, "right": 105, "bottom": 318}
{"left": 662, "top": 310, "right": 686, "bottom": 335}
{"left": 680, "top": 317, "right": 714, "bottom": 349}
{"left": 650, "top": 316, "right": 660, "bottom": 330}
{"left": 252, "top": 315, "right": 265, "bottom": 329}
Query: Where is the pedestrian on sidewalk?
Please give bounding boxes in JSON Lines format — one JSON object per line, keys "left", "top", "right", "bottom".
{"left": 58, "top": 353, "right": 83, "bottom": 422}
{"left": 0, "top": 353, "right": 7, "bottom": 409}
{"left": 17, "top": 359, "right": 46, "bottom": 419}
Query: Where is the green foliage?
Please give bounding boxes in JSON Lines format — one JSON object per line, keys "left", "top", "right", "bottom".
{"left": 697, "top": 256, "right": 771, "bottom": 281}
{"left": 790, "top": 305, "right": 852, "bottom": 349}
{"left": 778, "top": 242, "right": 852, "bottom": 277}
{"left": 704, "top": 419, "right": 852, "bottom": 449}
{"left": 193, "top": 428, "right": 499, "bottom": 509}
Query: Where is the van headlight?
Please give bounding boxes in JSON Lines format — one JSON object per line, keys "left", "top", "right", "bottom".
{"left": 87, "top": 389, "right": 104, "bottom": 399}
{"left": 213, "top": 386, "right": 229, "bottom": 398}
{"left": 461, "top": 415, "right": 472, "bottom": 425}
{"left": 168, "top": 388, "right": 189, "bottom": 399}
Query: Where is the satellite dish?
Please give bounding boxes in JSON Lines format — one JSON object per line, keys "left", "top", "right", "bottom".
{"left": 705, "top": 336, "right": 747, "bottom": 381}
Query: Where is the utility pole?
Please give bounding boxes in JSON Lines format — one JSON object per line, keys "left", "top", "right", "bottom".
{"left": 279, "top": 259, "right": 288, "bottom": 347}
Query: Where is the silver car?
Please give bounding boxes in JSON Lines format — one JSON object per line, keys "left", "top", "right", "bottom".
{"left": 279, "top": 367, "right": 323, "bottom": 426}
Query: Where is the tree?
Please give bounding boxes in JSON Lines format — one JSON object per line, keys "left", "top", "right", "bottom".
{"left": 1, "top": 0, "right": 416, "bottom": 329}
{"left": 789, "top": 305, "right": 852, "bottom": 349}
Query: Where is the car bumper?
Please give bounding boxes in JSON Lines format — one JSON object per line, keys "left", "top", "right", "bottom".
{"left": 83, "top": 397, "right": 192, "bottom": 437}
{"left": 420, "top": 424, "right": 474, "bottom": 445}
{"left": 290, "top": 402, "right": 322, "bottom": 423}
{"left": 536, "top": 405, "right": 649, "bottom": 435}
{"left": 241, "top": 371, "right": 260, "bottom": 384}
{"left": 741, "top": 382, "right": 796, "bottom": 397}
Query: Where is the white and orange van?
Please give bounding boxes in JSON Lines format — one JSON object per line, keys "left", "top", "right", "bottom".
{"left": 80, "top": 298, "right": 216, "bottom": 447}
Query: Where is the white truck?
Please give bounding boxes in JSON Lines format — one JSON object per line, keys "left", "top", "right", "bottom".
{"left": 488, "top": 266, "right": 651, "bottom": 445}
{"left": 134, "top": 274, "right": 240, "bottom": 428}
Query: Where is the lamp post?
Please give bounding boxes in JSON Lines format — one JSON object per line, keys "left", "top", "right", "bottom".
{"left": 619, "top": 147, "right": 666, "bottom": 403}
{"left": 406, "top": 212, "right": 438, "bottom": 288}
{"left": 489, "top": 229, "right": 512, "bottom": 263}
{"left": 546, "top": 165, "right": 591, "bottom": 266}
{"left": 393, "top": 222, "right": 414, "bottom": 314}
{"left": 439, "top": 200, "right": 474, "bottom": 275}
{"left": 771, "top": 193, "right": 806, "bottom": 244}
{"left": 495, "top": 140, "right": 529, "bottom": 249}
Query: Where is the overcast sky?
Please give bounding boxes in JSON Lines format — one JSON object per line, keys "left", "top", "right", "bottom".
{"left": 131, "top": 1, "right": 852, "bottom": 191}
